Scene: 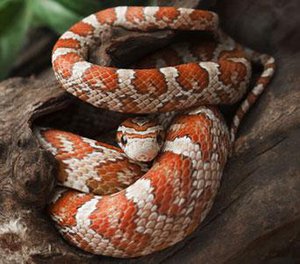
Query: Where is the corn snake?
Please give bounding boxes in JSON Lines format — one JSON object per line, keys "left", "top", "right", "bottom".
{"left": 35, "top": 6, "right": 275, "bottom": 257}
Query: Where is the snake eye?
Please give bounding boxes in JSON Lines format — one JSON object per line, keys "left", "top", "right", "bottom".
{"left": 121, "top": 135, "right": 127, "bottom": 145}
{"left": 157, "top": 134, "right": 163, "bottom": 145}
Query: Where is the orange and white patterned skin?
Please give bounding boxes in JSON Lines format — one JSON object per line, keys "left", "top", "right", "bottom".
{"left": 40, "top": 6, "right": 276, "bottom": 258}
{"left": 41, "top": 106, "right": 230, "bottom": 257}
{"left": 52, "top": 6, "right": 253, "bottom": 113}
{"left": 35, "top": 128, "right": 149, "bottom": 195}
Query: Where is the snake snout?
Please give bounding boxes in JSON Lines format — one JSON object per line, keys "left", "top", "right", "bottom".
{"left": 136, "top": 151, "right": 158, "bottom": 162}
{"left": 125, "top": 140, "right": 160, "bottom": 163}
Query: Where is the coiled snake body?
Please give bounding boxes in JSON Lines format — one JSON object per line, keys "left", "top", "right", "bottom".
{"left": 36, "top": 7, "right": 275, "bottom": 257}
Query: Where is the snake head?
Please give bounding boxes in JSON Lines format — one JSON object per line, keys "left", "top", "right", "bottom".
{"left": 117, "top": 117, "right": 165, "bottom": 162}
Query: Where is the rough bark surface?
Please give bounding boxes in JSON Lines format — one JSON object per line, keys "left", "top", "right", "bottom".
{"left": 0, "top": 0, "right": 299, "bottom": 263}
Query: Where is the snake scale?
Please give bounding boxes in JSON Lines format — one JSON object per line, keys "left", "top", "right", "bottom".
{"left": 35, "top": 7, "right": 275, "bottom": 257}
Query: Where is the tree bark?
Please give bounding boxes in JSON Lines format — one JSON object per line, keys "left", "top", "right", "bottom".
{"left": 0, "top": 0, "right": 299, "bottom": 263}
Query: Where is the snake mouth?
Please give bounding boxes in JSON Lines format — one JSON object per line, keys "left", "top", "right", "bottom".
{"left": 136, "top": 154, "right": 156, "bottom": 162}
